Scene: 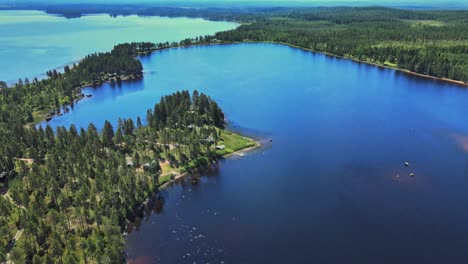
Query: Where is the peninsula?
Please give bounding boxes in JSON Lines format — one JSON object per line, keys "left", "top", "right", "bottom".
{"left": 0, "top": 40, "right": 257, "bottom": 262}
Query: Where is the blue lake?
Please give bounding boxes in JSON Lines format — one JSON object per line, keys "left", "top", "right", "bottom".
{"left": 44, "top": 43, "right": 468, "bottom": 263}
{"left": 0, "top": 10, "right": 237, "bottom": 84}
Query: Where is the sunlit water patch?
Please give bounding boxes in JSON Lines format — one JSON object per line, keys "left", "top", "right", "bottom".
{"left": 0, "top": 10, "right": 238, "bottom": 83}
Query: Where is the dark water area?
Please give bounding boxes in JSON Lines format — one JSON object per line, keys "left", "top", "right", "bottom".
{"left": 44, "top": 43, "right": 468, "bottom": 263}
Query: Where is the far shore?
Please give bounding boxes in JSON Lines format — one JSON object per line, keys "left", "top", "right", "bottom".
{"left": 246, "top": 41, "right": 468, "bottom": 88}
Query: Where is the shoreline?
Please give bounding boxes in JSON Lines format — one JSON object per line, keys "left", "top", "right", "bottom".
{"left": 245, "top": 41, "right": 468, "bottom": 88}
{"left": 148, "top": 41, "right": 468, "bottom": 88}
{"left": 35, "top": 74, "right": 142, "bottom": 125}
{"left": 125, "top": 131, "right": 262, "bottom": 240}
{"left": 158, "top": 136, "right": 262, "bottom": 190}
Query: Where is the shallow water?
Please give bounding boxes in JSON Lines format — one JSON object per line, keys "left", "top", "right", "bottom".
{"left": 0, "top": 10, "right": 237, "bottom": 83}
{"left": 45, "top": 43, "right": 468, "bottom": 263}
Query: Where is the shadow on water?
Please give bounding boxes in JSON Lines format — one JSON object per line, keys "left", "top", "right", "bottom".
{"left": 126, "top": 163, "right": 223, "bottom": 235}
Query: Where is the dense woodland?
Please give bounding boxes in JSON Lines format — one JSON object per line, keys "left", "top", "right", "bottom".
{"left": 0, "top": 89, "right": 246, "bottom": 263}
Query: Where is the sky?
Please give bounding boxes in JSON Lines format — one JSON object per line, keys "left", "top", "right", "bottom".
{"left": 1, "top": 0, "right": 467, "bottom": 9}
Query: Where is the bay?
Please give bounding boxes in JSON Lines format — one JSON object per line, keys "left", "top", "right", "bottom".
{"left": 44, "top": 43, "right": 468, "bottom": 263}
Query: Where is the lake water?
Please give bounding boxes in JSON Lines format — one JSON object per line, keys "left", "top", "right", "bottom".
{"left": 0, "top": 10, "right": 237, "bottom": 84}
{"left": 44, "top": 43, "right": 468, "bottom": 263}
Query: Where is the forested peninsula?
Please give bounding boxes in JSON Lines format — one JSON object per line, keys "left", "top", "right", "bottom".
{"left": 0, "top": 41, "right": 256, "bottom": 263}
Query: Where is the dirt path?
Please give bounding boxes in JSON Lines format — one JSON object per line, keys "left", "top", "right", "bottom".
{"left": 12, "top": 229, "right": 23, "bottom": 242}
{"left": 3, "top": 192, "right": 25, "bottom": 253}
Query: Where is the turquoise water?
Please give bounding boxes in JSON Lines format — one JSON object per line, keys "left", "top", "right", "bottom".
{"left": 0, "top": 10, "right": 237, "bottom": 83}
{"left": 42, "top": 43, "right": 468, "bottom": 263}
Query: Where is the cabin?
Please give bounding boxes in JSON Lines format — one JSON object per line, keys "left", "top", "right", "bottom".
{"left": 216, "top": 145, "right": 225, "bottom": 150}
{"left": 0, "top": 171, "right": 7, "bottom": 183}
{"left": 143, "top": 163, "right": 151, "bottom": 172}
{"left": 0, "top": 171, "right": 8, "bottom": 194}
{"left": 143, "top": 161, "right": 159, "bottom": 173}
{"left": 124, "top": 156, "right": 135, "bottom": 168}
{"left": 202, "top": 136, "right": 215, "bottom": 144}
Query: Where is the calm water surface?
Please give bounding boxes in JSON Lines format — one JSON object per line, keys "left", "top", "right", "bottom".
{"left": 45, "top": 43, "right": 468, "bottom": 263}
{"left": 0, "top": 10, "right": 237, "bottom": 83}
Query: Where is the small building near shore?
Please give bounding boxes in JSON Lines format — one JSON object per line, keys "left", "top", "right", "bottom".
{"left": 0, "top": 171, "right": 7, "bottom": 183}
{"left": 216, "top": 145, "right": 225, "bottom": 150}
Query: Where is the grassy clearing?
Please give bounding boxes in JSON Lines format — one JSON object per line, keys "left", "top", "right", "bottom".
{"left": 405, "top": 19, "right": 446, "bottom": 27}
{"left": 158, "top": 174, "right": 173, "bottom": 185}
{"left": 216, "top": 130, "right": 257, "bottom": 156}
{"left": 383, "top": 61, "right": 398, "bottom": 67}
{"left": 160, "top": 162, "right": 173, "bottom": 175}
{"left": 32, "top": 109, "right": 49, "bottom": 124}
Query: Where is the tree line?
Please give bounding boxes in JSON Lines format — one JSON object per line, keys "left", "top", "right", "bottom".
{"left": 212, "top": 7, "right": 468, "bottom": 83}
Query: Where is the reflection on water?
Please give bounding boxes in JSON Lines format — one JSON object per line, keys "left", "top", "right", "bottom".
{"left": 127, "top": 164, "right": 223, "bottom": 234}
{"left": 451, "top": 133, "right": 468, "bottom": 152}
{"left": 125, "top": 164, "right": 226, "bottom": 264}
